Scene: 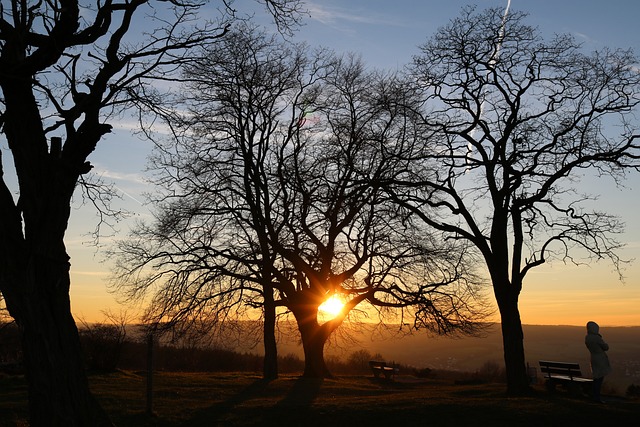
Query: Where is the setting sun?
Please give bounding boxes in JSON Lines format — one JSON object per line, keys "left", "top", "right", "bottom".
{"left": 318, "top": 295, "right": 345, "bottom": 318}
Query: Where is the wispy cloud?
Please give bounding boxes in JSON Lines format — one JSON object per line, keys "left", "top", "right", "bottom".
{"left": 306, "top": 1, "right": 406, "bottom": 29}
{"left": 572, "top": 31, "right": 593, "bottom": 44}
{"left": 109, "top": 118, "right": 145, "bottom": 132}
{"left": 92, "top": 165, "right": 147, "bottom": 185}
{"left": 87, "top": 164, "right": 149, "bottom": 206}
{"left": 71, "top": 270, "right": 110, "bottom": 277}
{"left": 109, "top": 116, "right": 175, "bottom": 137}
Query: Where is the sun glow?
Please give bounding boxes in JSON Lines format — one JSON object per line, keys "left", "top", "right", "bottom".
{"left": 318, "top": 295, "right": 345, "bottom": 318}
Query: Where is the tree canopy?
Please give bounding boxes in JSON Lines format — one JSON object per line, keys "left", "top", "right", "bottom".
{"left": 111, "top": 23, "right": 487, "bottom": 379}
{"left": 401, "top": 6, "right": 640, "bottom": 394}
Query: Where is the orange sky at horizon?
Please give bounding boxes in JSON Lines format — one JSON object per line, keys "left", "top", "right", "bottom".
{"left": 68, "top": 252, "right": 640, "bottom": 327}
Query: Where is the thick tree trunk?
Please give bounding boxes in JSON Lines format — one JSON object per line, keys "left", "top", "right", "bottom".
{"left": 262, "top": 284, "right": 278, "bottom": 380}
{"left": 0, "top": 72, "right": 113, "bottom": 424}
{"left": 21, "top": 300, "right": 111, "bottom": 426}
{"left": 300, "top": 327, "right": 331, "bottom": 378}
{"left": 294, "top": 307, "right": 332, "bottom": 379}
{"left": 0, "top": 237, "right": 113, "bottom": 425}
{"left": 9, "top": 253, "right": 112, "bottom": 426}
{"left": 495, "top": 285, "right": 530, "bottom": 395}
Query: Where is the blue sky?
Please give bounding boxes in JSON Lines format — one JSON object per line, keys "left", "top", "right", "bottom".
{"left": 64, "top": 0, "right": 640, "bottom": 325}
{"left": 293, "top": 0, "right": 640, "bottom": 67}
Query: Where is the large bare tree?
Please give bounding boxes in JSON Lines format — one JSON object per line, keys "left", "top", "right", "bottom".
{"left": 112, "top": 23, "right": 321, "bottom": 380}
{"left": 273, "top": 54, "right": 483, "bottom": 377}
{"left": 400, "top": 6, "right": 640, "bottom": 394}
{"left": 112, "top": 26, "right": 485, "bottom": 379}
{"left": 0, "top": 0, "right": 301, "bottom": 424}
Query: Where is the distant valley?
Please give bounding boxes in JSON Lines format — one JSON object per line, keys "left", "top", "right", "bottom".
{"left": 274, "top": 323, "right": 640, "bottom": 392}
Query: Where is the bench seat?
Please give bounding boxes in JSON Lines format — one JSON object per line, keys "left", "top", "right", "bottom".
{"left": 539, "top": 360, "right": 593, "bottom": 394}
{"left": 544, "top": 374, "right": 593, "bottom": 383}
{"left": 369, "top": 361, "right": 398, "bottom": 380}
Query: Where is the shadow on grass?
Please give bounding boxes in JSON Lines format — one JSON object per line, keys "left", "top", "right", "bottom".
{"left": 183, "top": 376, "right": 323, "bottom": 426}
{"left": 250, "top": 377, "right": 324, "bottom": 426}
{"left": 180, "top": 378, "right": 274, "bottom": 426}
{"left": 276, "top": 377, "right": 323, "bottom": 407}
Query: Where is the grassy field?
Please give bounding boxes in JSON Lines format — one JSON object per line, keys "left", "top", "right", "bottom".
{"left": 1, "top": 371, "right": 639, "bottom": 426}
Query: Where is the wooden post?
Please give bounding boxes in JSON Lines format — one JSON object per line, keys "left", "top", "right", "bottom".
{"left": 146, "top": 332, "right": 154, "bottom": 416}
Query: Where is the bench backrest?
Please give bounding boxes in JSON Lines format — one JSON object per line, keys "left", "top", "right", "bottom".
{"left": 369, "top": 360, "right": 387, "bottom": 368}
{"left": 539, "top": 360, "right": 583, "bottom": 379}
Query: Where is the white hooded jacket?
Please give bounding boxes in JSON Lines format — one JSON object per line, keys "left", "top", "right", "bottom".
{"left": 585, "top": 321, "right": 612, "bottom": 379}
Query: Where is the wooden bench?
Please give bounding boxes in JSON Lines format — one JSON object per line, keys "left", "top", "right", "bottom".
{"left": 369, "top": 360, "right": 398, "bottom": 380}
{"left": 539, "top": 360, "right": 593, "bottom": 394}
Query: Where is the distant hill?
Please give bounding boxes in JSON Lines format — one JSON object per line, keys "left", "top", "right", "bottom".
{"left": 274, "top": 323, "right": 640, "bottom": 392}
{"left": 85, "top": 320, "right": 639, "bottom": 392}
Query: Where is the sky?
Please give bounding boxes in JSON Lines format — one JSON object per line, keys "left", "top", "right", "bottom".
{"left": 62, "top": 0, "right": 640, "bottom": 326}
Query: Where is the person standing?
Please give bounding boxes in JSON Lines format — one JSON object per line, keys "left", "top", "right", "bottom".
{"left": 585, "top": 321, "right": 611, "bottom": 403}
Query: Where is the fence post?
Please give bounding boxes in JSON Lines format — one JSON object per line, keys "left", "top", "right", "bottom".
{"left": 146, "top": 332, "right": 154, "bottom": 416}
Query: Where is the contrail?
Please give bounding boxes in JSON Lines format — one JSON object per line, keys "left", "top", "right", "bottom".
{"left": 467, "top": 0, "right": 512, "bottom": 166}
{"left": 114, "top": 184, "right": 145, "bottom": 206}
{"left": 491, "top": 0, "right": 512, "bottom": 68}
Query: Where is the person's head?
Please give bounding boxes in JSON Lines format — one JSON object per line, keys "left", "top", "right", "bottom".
{"left": 587, "top": 321, "right": 600, "bottom": 334}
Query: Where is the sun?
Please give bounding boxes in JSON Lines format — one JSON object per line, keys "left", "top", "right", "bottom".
{"left": 318, "top": 294, "right": 345, "bottom": 318}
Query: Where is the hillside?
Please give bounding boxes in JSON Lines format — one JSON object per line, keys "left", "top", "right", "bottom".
{"left": 275, "top": 324, "right": 640, "bottom": 392}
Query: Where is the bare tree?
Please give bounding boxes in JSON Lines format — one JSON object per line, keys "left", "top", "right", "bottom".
{"left": 79, "top": 310, "right": 131, "bottom": 371}
{"left": 0, "top": 0, "right": 302, "bottom": 424}
{"left": 400, "top": 6, "right": 640, "bottom": 394}
{"left": 112, "top": 26, "right": 486, "bottom": 379}
{"left": 112, "top": 23, "right": 322, "bottom": 379}
{"left": 276, "top": 54, "right": 485, "bottom": 377}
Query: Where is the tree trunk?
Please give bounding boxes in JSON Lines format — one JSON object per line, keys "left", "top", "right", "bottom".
{"left": 1, "top": 214, "right": 113, "bottom": 426}
{"left": 0, "top": 72, "right": 113, "bottom": 424}
{"left": 300, "top": 326, "right": 331, "bottom": 378}
{"left": 262, "top": 284, "right": 278, "bottom": 380}
{"left": 294, "top": 308, "right": 332, "bottom": 378}
{"left": 16, "top": 255, "right": 112, "bottom": 426}
{"left": 495, "top": 284, "right": 530, "bottom": 395}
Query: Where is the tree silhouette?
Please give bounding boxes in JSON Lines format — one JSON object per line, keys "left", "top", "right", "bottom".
{"left": 112, "top": 23, "right": 321, "bottom": 380}
{"left": 0, "top": 1, "right": 302, "bottom": 424}
{"left": 112, "top": 25, "right": 486, "bottom": 379}
{"left": 401, "top": 6, "right": 640, "bottom": 394}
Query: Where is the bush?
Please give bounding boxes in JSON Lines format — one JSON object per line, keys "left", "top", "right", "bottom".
{"left": 279, "top": 353, "right": 304, "bottom": 373}
{"left": 347, "top": 350, "right": 373, "bottom": 373}
{"left": 626, "top": 384, "right": 640, "bottom": 398}
{"left": 413, "top": 367, "right": 434, "bottom": 378}
{"left": 79, "top": 323, "right": 127, "bottom": 371}
{"left": 476, "top": 360, "right": 506, "bottom": 383}
{"left": 154, "top": 345, "right": 262, "bottom": 372}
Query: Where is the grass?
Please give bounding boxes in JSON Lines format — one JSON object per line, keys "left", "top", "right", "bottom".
{"left": 1, "top": 371, "right": 639, "bottom": 426}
